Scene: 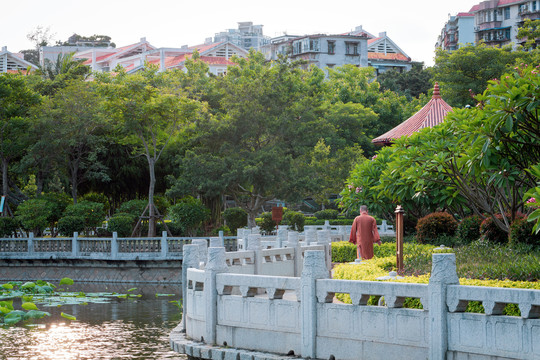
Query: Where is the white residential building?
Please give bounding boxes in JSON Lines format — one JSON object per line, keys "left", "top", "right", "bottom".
{"left": 436, "top": 13, "right": 476, "bottom": 51}
{"left": 71, "top": 38, "right": 248, "bottom": 76}
{"left": 0, "top": 46, "right": 38, "bottom": 73}
{"left": 214, "top": 22, "right": 270, "bottom": 51}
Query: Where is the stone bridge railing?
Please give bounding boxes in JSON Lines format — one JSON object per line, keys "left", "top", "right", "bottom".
{"left": 174, "top": 244, "right": 540, "bottom": 360}
{"left": 0, "top": 231, "right": 238, "bottom": 261}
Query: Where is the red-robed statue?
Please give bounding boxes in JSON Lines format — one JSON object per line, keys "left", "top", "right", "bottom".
{"left": 349, "top": 205, "right": 381, "bottom": 260}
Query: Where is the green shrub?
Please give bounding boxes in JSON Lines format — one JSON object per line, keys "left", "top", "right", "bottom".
{"left": 480, "top": 214, "right": 509, "bottom": 244}
{"left": 283, "top": 210, "right": 305, "bottom": 232}
{"left": 304, "top": 218, "right": 354, "bottom": 226}
{"left": 156, "top": 221, "right": 183, "bottom": 236}
{"left": 80, "top": 192, "right": 110, "bottom": 214}
{"left": 116, "top": 199, "right": 148, "bottom": 218}
{"left": 153, "top": 195, "right": 170, "bottom": 216}
{"left": 168, "top": 196, "right": 210, "bottom": 236}
{"left": 38, "top": 192, "right": 71, "bottom": 228}
{"left": 15, "top": 199, "right": 54, "bottom": 236}
{"left": 0, "top": 217, "right": 19, "bottom": 237}
{"left": 223, "top": 207, "right": 247, "bottom": 233}
{"left": 331, "top": 242, "right": 357, "bottom": 262}
{"left": 257, "top": 212, "right": 275, "bottom": 235}
{"left": 416, "top": 212, "right": 458, "bottom": 244}
{"left": 456, "top": 215, "right": 482, "bottom": 244}
{"left": 57, "top": 216, "right": 85, "bottom": 236}
{"left": 510, "top": 216, "right": 540, "bottom": 249}
{"left": 314, "top": 209, "right": 339, "bottom": 220}
{"left": 107, "top": 214, "right": 136, "bottom": 237}
{"left": 64, "top": 201, "right": 105, "bottom": 228}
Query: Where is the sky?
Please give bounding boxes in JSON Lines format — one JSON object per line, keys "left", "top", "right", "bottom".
{"left": 1, "top": 0, "right": 478, "bottom": 67}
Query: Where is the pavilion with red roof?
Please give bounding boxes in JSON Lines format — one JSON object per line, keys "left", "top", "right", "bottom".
{"left": 372, "top": 83, "right": 452, "bottom": 146}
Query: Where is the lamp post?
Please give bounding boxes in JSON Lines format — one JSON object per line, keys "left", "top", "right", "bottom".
{"left": 395, "top": 205, "right": 404, "bottom": 274}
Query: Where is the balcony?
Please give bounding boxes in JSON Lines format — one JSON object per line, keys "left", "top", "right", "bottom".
{"left": 520, "top": 9, "right": 540, "bottom": 21}
{"left": 476, "top": 21, "right": 502, "bottom": 31}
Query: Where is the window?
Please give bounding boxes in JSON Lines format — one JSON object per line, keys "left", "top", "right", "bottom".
{"left": 345, "top": 41, "right": 359, "bottom": 55}
{"left": 505, "top": 28, "right": 511, "bottom": 39}
{"left": 533, "top": 1, "right": 537, "bottom": 11}
{"left": 292, "top": 41, "right": 302, "bottom": 54}
{"left": 309, "top": 39, "right": 320, "bottom": 52}
{"left": 327, "top": 40, "right": 335, "bottom": 54}
{"left": 504, "top": 7, "right": 510, "bottom": 19}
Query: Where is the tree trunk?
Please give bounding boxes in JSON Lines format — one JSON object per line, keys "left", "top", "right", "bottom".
{"left": 71, "top": 161, "right": 79, "bottom": 204}
{"left": 2, "top": 157, "right": 8, "bottom": 198}
{"left": 147, "top": 158, "right": 156, "bottom": 237}
{"left": 36, "top": 170, "right": 44, "bottom": 196}
{"left": 247, "top": 210, "right": 258, "bottom": 229}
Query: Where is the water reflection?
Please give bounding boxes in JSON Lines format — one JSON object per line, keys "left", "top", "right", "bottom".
{"left": 0, "top": 283, "right": 186, "bottom": 359}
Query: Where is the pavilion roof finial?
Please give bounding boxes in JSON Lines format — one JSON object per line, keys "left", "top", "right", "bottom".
{"left": 433, "top": 82, "right": 441, "bottom": 99}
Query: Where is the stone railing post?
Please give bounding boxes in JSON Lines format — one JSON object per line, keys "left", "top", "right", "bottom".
{"left": 288, "top": 231, "right": 301, "bottom": 277}
{"left": 209, "top": 237, "right": 221, "bottom": 248}
{"left": 429, "top": 253, "right": 459, "bottom": 360}
{"left": 182, "top": 244, "right": 200, "bottom": 332}
{"left": 218, "top": 230, "right": 225, "bottom": 247}
{"left": 276, "top": 228, "right": 287, "bottom": 248}
{"left": 72, "top": 232, "right": 79, "bottom": 257}
{"left": 247, "top": 234, "right": 261, "bottom": 275}
{"left": 301, "top": 250, "right": 329, "bottom": 359}
{"left": 111, "top": 232, "right": 118, "bottom": 260}
{"left": 205, "top": 247, "right": 228, "bottom": 345}
{"left": 192, "top": 239, "right": 208, "bottom": 267}
{"left": 305, "top": 228, "right": 316, "bottom": 245}
{"left": 161, "top": 231, "right": 168, "bottom": 259}
{"left": 28, "top": 232, "right": 34, "bottom": 256}
{"left": 317, "top": 230, "right": 331, "bottom": 270}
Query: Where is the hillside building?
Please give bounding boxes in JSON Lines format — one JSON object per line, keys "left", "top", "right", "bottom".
{"left": 436, "top": 13, "right": 475, "bottom": 50}
{"left": 0, "top": 46, "right": 38, "bottom": 73}
{"left": 213, "top": 22, "right": 270, "bottom": 51}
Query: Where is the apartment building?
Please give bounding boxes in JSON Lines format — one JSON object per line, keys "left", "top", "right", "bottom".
{"left": 472, "top": 0, "right": 540, "bottom": 47}
{"left": 439, "top": 0, "right": 540, "bottom": 52}
{"left": 436, "top": 13, "right": 475, "bottom": 50}
{"left": 213, "top": 22, "right": 270, "bottom": 51}
{"left": 262, "top": 26, "right": 412, "bottom": 74}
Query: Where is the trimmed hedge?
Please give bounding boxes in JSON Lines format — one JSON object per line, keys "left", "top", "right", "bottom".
{"left": 416, "top": 212, "right": 457, "bottom": 244}
{"left": 456, "top": 215, "right": 482, "bottom": 244}
{"left": 283, "top": 211, "right": 305, "bottom": 232}
{"left": 314, "top": 209, "right": 339, "bottom": 220}
{"left": 480, "top": 214, "right": 510, "bottom": 244}
{"left": 509, "top": 216, "right": 540, "bottom": 249}
{"left": 333, "top": 255, "right": 539, "bottom": 315}
{"left": 57, "top": 216, "right": 85, "bottom": 236}
{"left": 108, "top": 214, "right": 136, "bottom": 237}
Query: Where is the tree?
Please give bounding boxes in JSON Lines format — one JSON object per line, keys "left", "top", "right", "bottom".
{"left": 378, "top": 62, "right": 433, "bottom": 100}
{"left": 432, "top": 44, "right": 535, "bottom": 107}
{"left": 0, "top": 74, "right": 41, "bottom": 207}
{"left": 99, "top": 67, "right": 206, "bottom": 236}
{"left": 169, "top": 52, "right": 331, "bottom": 227}
{"left": 21, "top": 26, "right": 55, "bottom": 64}
{"left": 35, "top": 81, "right": 109, "bottom": 203}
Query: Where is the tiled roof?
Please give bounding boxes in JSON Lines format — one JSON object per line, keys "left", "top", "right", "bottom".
{"left": 146, "top": 54, "right": 235, "bottom": 69}
{"left": 188, "top": 42, "right": 225, "bottom": 54}
{"left": 368, "top": 52, "right": 410, "bottom": 61}
{"left": 457, "top": 12, "right": 474, "bottom": 16}
{"left": 367, "top": 37, "right": 381, "bottom": 45}
{"left": 469, "top": 4, "right": 480, "bottom": 12}
{"left": 372, "top": 83, "right": 453, "bottom": 145}
{"left": 498, "top": 0, "right": 525, "bottom": 5}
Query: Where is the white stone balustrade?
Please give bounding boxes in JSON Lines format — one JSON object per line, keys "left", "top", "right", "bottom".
{"left": 177, "top": 251, "right": 540, "bottom": 360}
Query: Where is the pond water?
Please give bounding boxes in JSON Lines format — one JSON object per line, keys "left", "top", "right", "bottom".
{"left": 0, "top": 282, "right": 186, "bottom": 360}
